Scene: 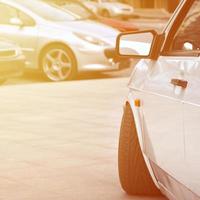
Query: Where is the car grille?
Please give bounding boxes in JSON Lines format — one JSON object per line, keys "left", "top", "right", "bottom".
{"left": 0, "top": 50, "right": 16, "bottom": 58}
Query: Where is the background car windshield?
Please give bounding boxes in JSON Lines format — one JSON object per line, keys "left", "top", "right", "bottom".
{"left": 15, "top": 0, "right": 78, "bottom": 21}
{"left": 60, "top": 2, "right": 93, "bottom": 20}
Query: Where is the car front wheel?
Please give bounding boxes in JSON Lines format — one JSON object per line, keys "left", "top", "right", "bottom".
{"left": 40, "top": 44, "right": 77, "bottom": 82}
{"left": 100, "top": 9, "right": 110, "bottom": 17}
{"left": 118, "top": 102, "right": 161, "bottom": 196}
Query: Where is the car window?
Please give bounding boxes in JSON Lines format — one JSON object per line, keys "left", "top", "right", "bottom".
{"left": 62, "top": 3, "right": 93, "bottom": 20}
{"left": 18, "top": 11, "right": 35, "bottom": 26}
{"left": 47, "top": 1, "right": 94, "bottom": 20}
{"left": 0, "top": 3, "right": 18, "bottom": 24}
{"left": 0, "top": 3, "right": 35, "bottom": 26}
{"left": 15, "top": 0, "right": 78, "bottom": 21}
{"left": 171, "top": 0, "right": 200, "bottom": 52}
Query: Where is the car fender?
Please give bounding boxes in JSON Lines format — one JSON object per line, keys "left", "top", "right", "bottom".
{"left": 127, "top": 93, "right": 160, "bottom": 189}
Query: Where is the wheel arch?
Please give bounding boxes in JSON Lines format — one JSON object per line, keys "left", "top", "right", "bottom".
{"left": 38, "top": 41, "right": 78, "bottom": 70}
{"left": 126, "top": 95, "right": 160, "bottom": 189}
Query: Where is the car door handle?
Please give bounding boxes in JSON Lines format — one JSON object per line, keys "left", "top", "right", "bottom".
{"left": 171, "top": 78, "right": 188, "bottom": 89}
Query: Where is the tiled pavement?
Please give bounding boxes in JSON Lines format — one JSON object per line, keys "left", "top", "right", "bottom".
{"left": 0, "top": 78, "right": 167, "bottom": 200}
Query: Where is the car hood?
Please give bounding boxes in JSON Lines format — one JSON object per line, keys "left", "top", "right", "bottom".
{"left": 54, "top": 19, "right": 119, "bottom": 38}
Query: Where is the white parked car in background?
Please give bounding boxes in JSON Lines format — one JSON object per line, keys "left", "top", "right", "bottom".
{"left": 82, "top": 0, "right": 134, "bottom": 18}
{"left": 0, "top": 0, "right": 120, "bottom": 82}
{"left": 117, "top": 0, "right": 200, "bottom": 199}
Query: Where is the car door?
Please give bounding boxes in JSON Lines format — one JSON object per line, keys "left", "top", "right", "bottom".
{"left": 182, "top": 57, "right": 200, "bottom": 197}
{"left": 0, "top": 3, "right": 38, "bottom": 69}
{"left": 169, "top": 0, "right": 200, "bottom": 197}
{"left": 148, "top": 0, "right": 200, "bottom": 197}
{"left": 132, "top": 54, "right": 185, "bottom": 183}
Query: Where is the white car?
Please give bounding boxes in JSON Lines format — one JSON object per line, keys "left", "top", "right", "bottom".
{"left": 0, "top": 0, "right": 120, "bottom": 82}
{"left": 82, "top": 0, "right": 134, "bottom": 18}
{"left": 117, "top": 0, "right": 200, "bottom": 199}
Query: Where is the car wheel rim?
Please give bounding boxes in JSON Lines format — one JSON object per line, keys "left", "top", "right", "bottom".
{"left": 43, "top": 49, "right": 72, "bottom": 81}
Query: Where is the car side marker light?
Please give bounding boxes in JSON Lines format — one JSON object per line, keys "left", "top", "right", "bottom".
{"left": 134, "top": 99, "right": 141, "bottom": 107}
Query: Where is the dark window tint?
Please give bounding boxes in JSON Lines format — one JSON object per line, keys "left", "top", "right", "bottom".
{"left": 0, "top": 3, "right": 35, "bottom": 26}
{"left": 0, "top": 3, "right": 18, "bottom": 24}
{"left": 18, "top": 11, "right": 35, "bottom": 26}
{"left": 172, "top": 0, "right": 200, "bottom": 51}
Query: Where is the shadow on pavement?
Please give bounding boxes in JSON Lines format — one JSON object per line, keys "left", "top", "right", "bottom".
{"left": 4, "top": 66, "right": 134, "bottom": 86}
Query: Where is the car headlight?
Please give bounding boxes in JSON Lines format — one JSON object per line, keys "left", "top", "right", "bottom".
{"left": 74, "top": 32, "right": 108, "bottom": 46}
{"left": 113, "top": 7, "right": 122, "bottom": 12}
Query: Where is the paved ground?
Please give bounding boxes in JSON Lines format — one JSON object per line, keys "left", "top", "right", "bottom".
{"left": 0, "top": 73, "right": 167, "bottom": 200}
{"left": 5, "top": 61, "right": 136, "bottom": 86}
{"left": 0, "top": 12, "right": 173, "bottom": 199}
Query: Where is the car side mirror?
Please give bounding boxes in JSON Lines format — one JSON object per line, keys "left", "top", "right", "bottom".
{"left": 9, "top": 17, "right": 24, "bottom": 27}
{"left": 116, "top": 30, "right": 164, "bottom": 60}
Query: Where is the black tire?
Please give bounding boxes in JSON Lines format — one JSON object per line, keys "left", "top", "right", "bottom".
{"left": 100, "top": 10, "right": 110, "bottom": 18}
{"left": 40, "top": 44, "right": 77, "bottom": 82}
{"left": 118, "top": 102, "right": 161, "bottom": 196}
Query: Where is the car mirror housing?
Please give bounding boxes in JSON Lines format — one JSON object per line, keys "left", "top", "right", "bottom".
{"left": 116, "top": 30, "right": 165, "bottom": 60}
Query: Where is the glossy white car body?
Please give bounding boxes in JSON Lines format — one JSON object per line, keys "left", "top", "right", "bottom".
{"left": 119, "top": 0, "right": 200, "bottom": 199}
{"left": 0, "top": 0, "right": 120, "bottom": 76}
{"left": 82, "top": 0, "right": 134, "bottom": 18}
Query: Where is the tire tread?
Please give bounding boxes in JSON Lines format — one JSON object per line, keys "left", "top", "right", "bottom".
{"left": 118, "top": 102, "right": 161, "bottom": 195}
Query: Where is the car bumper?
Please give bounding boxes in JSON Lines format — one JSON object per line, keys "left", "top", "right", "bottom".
{"left": 0, "top": 55, "right": 25, "bottom": 79}
{"left": 76, "top": 46, "right": 121, "bottom": 72}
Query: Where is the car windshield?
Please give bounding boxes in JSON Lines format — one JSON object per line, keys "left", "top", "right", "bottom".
{"left": 172, "top": 0, "right": 200, "bottom": 51}
{"left": 46, "top": 1, "right": 95, "bottom": 20}
{"left": 14, "top": 0, "right": 80, "bottom": 21}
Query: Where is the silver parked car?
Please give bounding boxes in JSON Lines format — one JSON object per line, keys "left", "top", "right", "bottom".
{"left": 82, "top": 0, "right": 134, "bottom": 18}
{"left": 0, "top": 0, "right": 119, "bottom": 81}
